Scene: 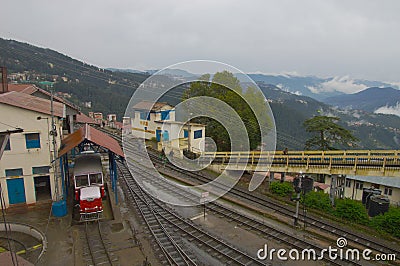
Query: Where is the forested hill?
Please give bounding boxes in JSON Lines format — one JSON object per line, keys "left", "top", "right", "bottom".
{"left": 258, "top": 83, "right": 400, "bottom": 150}
{"left": 0, "top": 38, "right": 148, "bottom": 118}
{"left": 1, "top": 38, "right": 399, "bottom": 150}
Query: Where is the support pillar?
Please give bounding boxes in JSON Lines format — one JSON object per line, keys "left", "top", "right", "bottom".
{"left": 113, "top": 156, "right": 118, "bottom": 204}
{"left": 330, "top": 175, "right": 336, "bottom": 206}
{"left": 269, "top": 171, "right": 275, "bottom": 182}
{"left": 68, "top": 115, "right": 74, "bottom": 134}
{"left": 280, "top": 172, "right": 286, "bottom": 183}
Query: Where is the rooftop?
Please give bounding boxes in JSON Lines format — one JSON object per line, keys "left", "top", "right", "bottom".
{"left": 132, "top": 101, "right": 172, "bottom": 111}
{"left": 0, "top": 91, "right": 64, "bottom": 117}
{"left": 347, "top": 175, "right": 400, "bottom": 188}
{"left": 8, "top": 83, "right": 79, "bottom": 111}
{"left": 59, "top": 124, "right": 124, "bottom": 158}
{"left": 76, "top": 112, "right": 99, "bottom": 125}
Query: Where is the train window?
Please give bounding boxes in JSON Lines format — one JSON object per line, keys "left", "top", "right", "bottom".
{"left": 76, "top": 175, "right": 89, "bottom": 187}
{"left": 89, "top": 173, "right": 102, "bottom": 185}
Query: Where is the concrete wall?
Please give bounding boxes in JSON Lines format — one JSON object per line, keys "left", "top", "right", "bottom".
{"left": 188, "top": 125, "right": 205, "bottom": 152}
{"left": 0, "top": 104, "right": 63, "bottom": 208}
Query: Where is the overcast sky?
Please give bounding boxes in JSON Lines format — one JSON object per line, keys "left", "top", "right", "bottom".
{"left": 2, "top": 0, "right": 400, "bottom": 83}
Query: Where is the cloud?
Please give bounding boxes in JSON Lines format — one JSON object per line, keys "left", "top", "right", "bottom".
{"left": 374, "top": 102, "right": 400, "bottom": 117}
{"left": 307, "top": 76, "right": 368, "bottom": 94}
{"left": 387, "top": 81, "right": 400, "bottom": 89}
{"left": 1, "top": 1, "right": 400, "bottom": 82}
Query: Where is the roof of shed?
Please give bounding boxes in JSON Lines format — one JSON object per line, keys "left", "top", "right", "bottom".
{"left": 58, "top": 124, "right": 124, "bottom": 158}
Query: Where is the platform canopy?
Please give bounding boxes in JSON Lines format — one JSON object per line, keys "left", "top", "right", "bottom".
{"left": 58, "top": 124, "right": 124, "bottom": 158}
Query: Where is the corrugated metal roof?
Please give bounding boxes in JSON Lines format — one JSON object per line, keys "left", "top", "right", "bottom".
{"left": 347, "top": 175, "right": 400, "bottom": 188}
{"left": 132, "top": 101, "right": 172, "bottom": 111}
{"left": 59, "top": 124, "right": 124, "bottom": 158}
{"left": 8, "top": 83, "right": 79, "bottom": 111}
{"left": 0, "top": 91, "right": 64, "bottom": 117}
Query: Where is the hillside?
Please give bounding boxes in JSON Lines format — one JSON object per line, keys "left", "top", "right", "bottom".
{"left": 258, "top": 83, "right": 400, "bottom": 150}
{"left": 1, "top": 38, "right": 399, "bottom": 150}
{"left": 0, "top": 38, "right": 148, "bottom": 119}
{"left": 323, "top": 87, "right": 400, "bottom": 114}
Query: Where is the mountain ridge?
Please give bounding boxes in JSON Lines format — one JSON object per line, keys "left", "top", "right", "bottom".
{"left": 323, "top": 87, "right": 400, "bottom": 114}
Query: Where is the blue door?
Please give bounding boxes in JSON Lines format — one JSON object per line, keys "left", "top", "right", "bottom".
{"left": 156, "top": 130, "right": 162, "bottom": 142}
{"left": 7, "top": 178, "right": 26, "bottom": 204}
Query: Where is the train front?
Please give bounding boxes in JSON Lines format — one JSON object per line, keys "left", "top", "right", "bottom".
{"left": 80, "top": 186, "right": 103, "bottom": 220}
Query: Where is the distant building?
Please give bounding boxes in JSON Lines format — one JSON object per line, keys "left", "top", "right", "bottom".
{"left": 75, "top": 112, "right": 100, "bottom": 126}
{"left": 93, "top": 112, "right": 103, "bottom": 125}
{"left": 324, "top": 175, "right": 400, "bottom": 206}
{"left": 107, "top": 114, "right": 117, "bottom": 122}
{"left": 122, "top": 117, "right": 131, "bottom": 135}
{"left": 131, "top": 101, "right": 206, "bottom": 155}
{"left": 84, "top": 101, "right": 92, "bottom": 108}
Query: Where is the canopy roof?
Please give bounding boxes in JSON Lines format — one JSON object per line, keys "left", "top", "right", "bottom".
{"left": 59, "top": 124, "right": 124, "bottom": 158}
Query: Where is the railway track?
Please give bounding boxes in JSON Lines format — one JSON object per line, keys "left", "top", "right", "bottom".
{"left": 118, "top": 161, "right": 197, "bottom": 265}
{"left": 99, "top": 129, "right": 399, "bottom": 263}
{"left": 118, "top": 160, "right": 266, "bottom": 265}
{"left": 148, "top": 151, "right": 400, "bottom": 258}
{"left": 83, "top": 221, "right": 117, "bottom": 266}
{"left": 123, "top": 148, "right": 363, "bottom": 266}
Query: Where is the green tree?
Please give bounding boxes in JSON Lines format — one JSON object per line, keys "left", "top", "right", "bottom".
{"left": 303, "top": 116, "right": 358, "bottom": 150}
{"left": 182, "top": 71, "right": 268, "bottom": 151}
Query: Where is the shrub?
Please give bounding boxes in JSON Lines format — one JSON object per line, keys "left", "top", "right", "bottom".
{"left": 370, "top": 207, "right": 400, "bottom": 238}
{"left": 303, "top": 191, "right": 333, "bottom": 214}
{"left": 270, "top": 181, "right": 294, "bottom": 197}
{"left": 334, "top": 198, "right": 369, "bottom": 225}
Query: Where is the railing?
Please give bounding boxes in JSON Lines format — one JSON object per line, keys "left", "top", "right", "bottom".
{"left": 200, "top": 150, "right": 400, "bottom": 177}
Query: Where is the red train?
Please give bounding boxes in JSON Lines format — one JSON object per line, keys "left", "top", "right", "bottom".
{"left": 73, "top": 152, "right": 105, "bottom": 220}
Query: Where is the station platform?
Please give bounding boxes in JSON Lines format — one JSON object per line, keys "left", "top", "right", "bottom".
{"left": 0, "top": 179, "right": 157, "bottom": 266}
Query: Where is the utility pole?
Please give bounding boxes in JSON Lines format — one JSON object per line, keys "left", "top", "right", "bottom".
{"left": 50, "top": 84, "right": 59, "bottom": 201}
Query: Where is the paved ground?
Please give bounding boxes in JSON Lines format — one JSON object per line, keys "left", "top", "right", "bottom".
{"left": 1, "top": 181, "right": 160, "bottom": 266}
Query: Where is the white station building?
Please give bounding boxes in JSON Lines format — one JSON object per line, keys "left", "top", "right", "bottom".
{"left": 130, "top": 101, "right": 206, "bottom": 155}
